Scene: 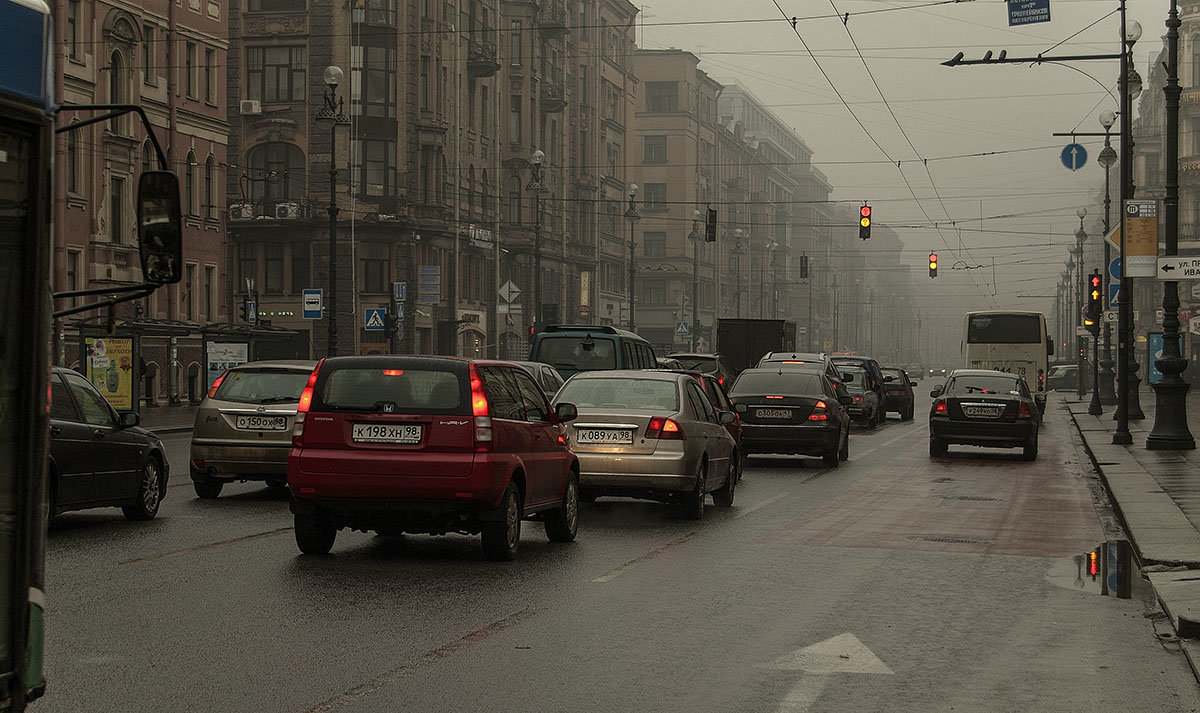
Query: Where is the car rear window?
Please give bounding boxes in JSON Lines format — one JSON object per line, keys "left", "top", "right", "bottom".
{"left": 315, "top": 367, "right": 467, "bottom": 414}
{"left": 534, "top": 336, "right": 617, "bottom": 370}
{"left": 674, "top": 356, "right": 717, "bottom": 372}
{"left": 948, "top": 375, "right": 1022, "bottom": 396}
{"left": 556, "top": 377, "right": 679, "bottom": 410}
{"left": 213, "top": 369, "right": 311, "bottom": 405}
{"left": 839, "top": 369, "right": 869, "bottom": 394}
{"left": 729, "top": 371, "right": 822, "bottom": 395}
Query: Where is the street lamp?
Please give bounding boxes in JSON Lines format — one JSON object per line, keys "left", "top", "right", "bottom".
{"left": 526, "top": 149, "right": 547, "bottom": 330}
{"left": 687, "top": 210, "right": 702, "bottom": 350}
{"left": 1097, "top": 110, "right": 1118, "bottom": 406}
{"left": 1147, "top": 0, "right": 1196, "bottom": 449}
{"left": 1115, "top": 17, "right": 1144, "bottom": 443}
{"left": 732, "top": 229, "right": 745, "bottom": 318}
{"left": 1077, "top": 209, "right": 1104, "bottom": 414}
{"left": 759, "top": 240, "right": 777, "bottom": 318}
{"left": 315, "top": 65, "right": 351, "bottom": 357}
{"left": 625, "top": 184, "right": 640, "bottom": 332}
{"left": 1071, "top": 213, "right": 1087, "bottom": 400}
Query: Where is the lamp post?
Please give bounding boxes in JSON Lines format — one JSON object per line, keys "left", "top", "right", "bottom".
{"left": 688, "top": 210, "right": 702, "bottom": 351}
{"left": 625, "top": 184, "right": 639, "bottom": 332}
{"left": 1147, "top": 0, "right": 1196, "bottom": 449}
{"left": 759, "top": 240, "right": 778, "bottom": 318}
{"left": 733, "top": 229, "right": 744, "bottom": 318}
{"left": 1079, "top": 209, "right": 1104, "bottom": 415}
{"left": 527, "top": 149, "right": 547, "bottom": 330}
{"left": 1097, "top": 111, "right": 1118, "bottom": 405}
{"left": 1114, "top": 18, "right": 1143, "bottom": 444}
{"left": 1072, "top": 212, "right": 1088, "bottom": 401}
{"left": 315, "top": 65, "right": 351, "bottom": 357}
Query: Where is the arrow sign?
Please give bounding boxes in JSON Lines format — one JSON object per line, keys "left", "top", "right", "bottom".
{"left": 764, "top": 633, "right": 893, "bottom": 712}
{"left": 1157, "top": 256, "right": 1200, "bottom": 280}
{"left": 1061, "top": 143, "right": 1087, "bottom": 171}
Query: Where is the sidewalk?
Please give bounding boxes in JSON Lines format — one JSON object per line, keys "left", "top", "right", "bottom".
{"left": 1064, "top": 386, "right": 1200, "bottom": 674}
{"left": 137, "top": 404, "right": 199, "bottom": 434}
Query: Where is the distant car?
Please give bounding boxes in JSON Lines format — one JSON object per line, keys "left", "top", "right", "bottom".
{"left": 727, "top": 368, "right": 851, "bottom": 466}
{"left": 880, "top": 367, "right": 916, "bottom": 420}
{"left": 928, "top": 369, "right": 1043, "bottom": 460}
{"left": 927, "top": 367, "right": 948, "bottom": 380}
{"left": 657, "top": 357, "right": 686, "bottom": 370}
{"left": 553, "top": 370, "right": 738, "bottom": 519}
{"left": 528, "top": 324, "right": 657, "bottom": 379}
{"left": 288, "top": 356, "right": 581, "bottom": 559}
{"left": 513, "top": 360, "right": 566, "bottom": 397}
{"left": 1046, "top": 363, "right": 1088, "bottom": 391}
{"left": 831, "top": 356, "right": 886, "bottom": 425}
{"left": 667, "top": 353, "right": 737, "bottom": 388}
{"left": 838, "top": 366, "right": 882, "bottom": 428}
{"left": 49, "top": 366, "right": 168, "bottom": 520}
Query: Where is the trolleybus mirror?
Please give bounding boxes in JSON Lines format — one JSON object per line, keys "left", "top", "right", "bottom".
{"left": 137, "top": 171, "right": 183, "bottom": 285}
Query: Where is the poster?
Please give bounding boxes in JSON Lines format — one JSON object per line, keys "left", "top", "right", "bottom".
{"left": 85, "top": 337, "right": 134, "bottom": 411}
{"left": 206, "top": 342, "right": 249, "bottom": 390}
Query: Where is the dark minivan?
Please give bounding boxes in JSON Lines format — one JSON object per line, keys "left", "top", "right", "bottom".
{"left": 529, "top": 325, "right": 657, "bottom": 379}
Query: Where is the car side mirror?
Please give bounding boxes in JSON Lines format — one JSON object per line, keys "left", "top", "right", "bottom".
{"left": 910, "top": 381, "right": 918, "bottom": 387}
{"left": 119, "top": 411, "right": 140, "bottom": 429}
{"left": 137, "top": 171, "right": 183, "bottom": 285}
{"left": 930, "top": 386, "right": 943, "bottom": 398}
{"left": 718, "top": 410, "right": 736, "bottom": 425}
{"left": 883, "top": 375, "right": 895, "bottom": 382}
{"left": 555, "top": 402, "right": 578, "bottom": 423}
{"left": 734, "top": 402, "right": 748, "bottom": 414}
{"left": 838, "top": 395, "right": 853, "bottom": 406}
{"left": 841, "top": 372, "right": 854, "bottom": 383}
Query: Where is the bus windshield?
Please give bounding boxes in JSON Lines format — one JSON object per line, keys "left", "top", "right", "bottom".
{"left": 533, "top": 336, "right": 617, "bottom": 371}
{"left": 967, "top": 314, "right": 1042, "bottom": 344}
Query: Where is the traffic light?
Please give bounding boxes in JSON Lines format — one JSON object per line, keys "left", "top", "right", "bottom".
{"left": 705, "top": 207, "right": 717, "bottom": 242}
{"left": 238, "top": 299, "right": 250, "bottom": 322}
{"left": 858, "top": 205, "right": 872, "bottom": 240}
{"left": 928, "top": 252, "right": 938, "bottom": 278}
{"left": 1086, "top": 271, "right": 1102, "bottom": 328}
{"left": 799, "top": 255, "right": 810, "bottom": 279}
{"left": 1078, "top": 337, "right": 1087, "bottom": 362}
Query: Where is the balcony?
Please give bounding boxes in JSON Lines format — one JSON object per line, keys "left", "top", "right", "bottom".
{"left": 467, "top": 40, "right": 500, "bottom": 78}
{"left": 1181, "top": 156, "right": 1200, "bottom": 185}
{"left": 540, "top": 83, "right": 566, "bottom": 113}
{"left": 538, "top": 5, "right": 568, "bottom": 38}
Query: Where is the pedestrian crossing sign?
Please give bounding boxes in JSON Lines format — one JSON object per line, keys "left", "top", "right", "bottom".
{"left": 364, "top": 308, "right": 386, "bottom": 331}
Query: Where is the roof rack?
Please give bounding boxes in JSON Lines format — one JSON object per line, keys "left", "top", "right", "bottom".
{"left": 541, "top": 324, "right": 620, "bottom": 334}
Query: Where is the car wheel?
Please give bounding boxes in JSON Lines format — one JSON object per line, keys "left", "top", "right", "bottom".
{"left": 876, "top": 407, "right": 886, "bottom": 426}
{"left": 838, "top": 425, "right": 850, "bottom": 460}
{"left": 544, "top": 472, "right": 580, "bottom": 543}
{"left": 482, "top": 483, "right": 522, "bottom": 561}
{"left": 822, "top": 439, "right": 841, "bottom": 467}
{"left": 682, "top": 459, "right": 707, "bottom": 520}
{"left": 265, "top": 478, "right": 288, "bottom": 494}
{"left": 712, "top": 459, "right": 736, "bottom": 507}
{"left": 122, "top": 458, "right": 163, "bottom": 521}
{"left": 929, "top": 437, "right": 948, "bottom": 457}
{"left": 193, "top": 478, "right": 223, "bottom": 499}
{"left": 1023, "top": 434, "right": 1039, "bottom": 461}
{"left": 294, "top": 511, "right": 336, "bottom": 555}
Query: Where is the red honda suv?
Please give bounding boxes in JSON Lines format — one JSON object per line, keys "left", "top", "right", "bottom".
{"left": 288, "top": 356, "right": 581, "bottom": 560}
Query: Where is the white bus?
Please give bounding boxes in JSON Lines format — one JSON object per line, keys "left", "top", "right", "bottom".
{"left": 962, "top": 311, "right": 1054, "bottom": 393}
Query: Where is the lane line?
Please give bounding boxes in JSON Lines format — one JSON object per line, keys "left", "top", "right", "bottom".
{"left": 301, "top": 608, "right": 537, "bottom": 713}
{"left": 734, "top": 493, "right": 792, "bottom": 519}
{"left": 848, "top": 424, "right": 923, "bottom": 462}
{"left": 119, "top": 527, "right": 294, "bottom": 565}
{"left": 590, "top": 531, "right": 698, "bottom": 582}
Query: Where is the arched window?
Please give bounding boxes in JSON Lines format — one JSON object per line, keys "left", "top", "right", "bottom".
{"left": 185, "top": 151, "right": 196, "bottom": 216}
{"left": 141, "top": 140, "right": 153, "bottom": 174}
{"left": 109, "top": 51, "right": 126, "bottom": 133}
{"left": 245, "top": 142, "right": 305, "bottom": 214}
{"left": 204, "top": 155, "right": 216, "bottom": 219}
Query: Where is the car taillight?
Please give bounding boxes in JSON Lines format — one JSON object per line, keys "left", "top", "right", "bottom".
{"left": 1018, "top": 401, "right": 1032, "bottom": 418}
{"left": 469, "top": 364, "right": 493, "bottom": 451}
{"left": 809, "top": 400, "right": 829, "bottom": 421}
{"left": 718, "top": 376, "right": 725, "bottom": 386}
{"left": 292, "top": 359, "right": 324, "bottom": 447}
{"left": 207, "top": 370, "right": 228, "bottom": 398}
{"left": 934, "top": 398, "right": 947, "bottom": 413}
{"left": 766, "top": 395, "right": 784, "bottom": 400}
{"left": 852, "top": 396, "right": 863, "bottom": 403}
{"left": 646, "top": 416, "right": 686, "bottom": 440}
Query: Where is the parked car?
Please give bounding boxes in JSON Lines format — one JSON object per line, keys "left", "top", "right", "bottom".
{"left": 928, "top": 369, "right": 1043, "bottom": 460}
{"left": 49, "top": 366, "right": 169, "bottom": 520}
{"left": 513, "top": 360, "right": 566, "bottom": 397}
{"left": 880, "top": 367, "right": 916, "bottom": 420}
{"left": 190, "top": 360, "right": 317, "bottom": 498}
{"left": 1046, "top": 363, "right": 1088, "bottom": 391}
{"left": 839, "top": 366, "right": 882, "bottom": 428}
{"left": 528, "top": 324, "right": 657, "bottom": 379}
{"left": 832, "top": 356, "right": 887, "bottom": 425}
{"left": 553, "top": 370, "right": 738, "bottom": 519}
{"left": 287, "top": 356, "right": 581, "bottom": 559}
{"left": 667, "top": 353, "right": 737, "bottom": 388}
{"left": 727, "top": 368, "right": 851, "bottom": 466}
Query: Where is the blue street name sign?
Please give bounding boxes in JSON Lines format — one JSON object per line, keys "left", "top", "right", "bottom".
{"left": 1060, "top": 143, "right": 1087, "bottom": 171}
{"left": 1008, "top": 0, "right": 1050, "bottom": 26}
{"left": 393, "top": 281, "right": 406, "bottom": 302}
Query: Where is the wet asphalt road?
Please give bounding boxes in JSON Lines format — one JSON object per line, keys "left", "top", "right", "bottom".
{"left": 39, "top": 388, "right": 1200, "bottom": 713}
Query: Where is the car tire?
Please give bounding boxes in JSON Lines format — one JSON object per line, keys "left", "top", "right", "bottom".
{"left": 876, "top": 406, "right": 886, "bottom": 426}
{"left": 929, "top": 437, "right": 948, "bottom": 457}
{"left": 482, "top": 483, "right": 522, "bottom": 561}
{"left": 839, "top": 425, "right": 850, "bottom": 460}
{"left": 544, "top": 472, "right": 580, "bottom": 543}
{"left": 1023, "top": 434, "right": 1039, "bottom": 461}
{"left": 193, "top": 478, "right": 223, "bottom": 499}
{"left": 822, "top": 440, "right": 841, "bottom": 467}
{"left": 122, "top": 457, "right": 163, "bottom": 521}
{"left": 294, "top": 511, "right": 337, "bottom": 555}
{"left": 682, "top": 460, "right": 707, "bottom": 520}
{"left": 904, "top": 405, "right": 915, "bottom": 421}
{"left": 712, "top": 459, "right": 736, "bottom": 507}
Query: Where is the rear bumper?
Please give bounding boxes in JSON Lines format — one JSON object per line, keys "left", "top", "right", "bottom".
{"left": 740, "top": 423, "right": 838, "bottom": 456}
{"left": 930, "top": 418, "right": 1035, "bottom": 447}
{"left": 885, "top": 397, "right": 912, "bottom": 412}
{"left": 575, "top": 449, "right": 697, "bottom": 493}
{"left": 190, "top": 441, "right": 291, "bottom": 480}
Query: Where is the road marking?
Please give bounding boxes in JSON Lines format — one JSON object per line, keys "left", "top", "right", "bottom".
{"left": 590, "top": 531, "right": 697, "bottom": 582}
{"left": 766, "top": 633, "right": 893, "bottom": 712}
{"left": 849, "top": 426, "right": 922, "bottom": 462}
{"left": 119, "top": 527, "right": 293, "bottom": 565}
{"left": 734, "top": 493, "right": 791, "bottom": 519}
{"left": 301, "top": 608, "right": 537, "bottom": 713}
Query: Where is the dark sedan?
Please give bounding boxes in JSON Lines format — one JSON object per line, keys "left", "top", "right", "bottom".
{"left": 928, "top": 369, "right": 1042, "bottom": 460}
{"left": 728, "top": 368, "right": 851, "bottom": 466}
{"left": 881, "top": 367, "right": 916, "bottom": 420}
{"left": 49, "top": 366, "right": 169, "bottom": 520}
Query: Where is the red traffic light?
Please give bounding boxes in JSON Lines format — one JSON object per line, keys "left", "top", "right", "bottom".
{"left": 1090, "top": 274, "right": 1102, "bottom": 289}
{"left": 860, "top": 205, "right": 872, "bottom": 219}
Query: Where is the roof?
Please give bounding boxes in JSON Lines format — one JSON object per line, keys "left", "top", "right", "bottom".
{"left": 536, "top": 325, "right": 646, "bottom": 340}
{"left": 949, "top": 369, "right": 1022, "bottom": 378}
{"left": 230, "top": 360, "right": 317, "bottom": 372}
{"left": 566, "top": 369, "right": 687, "bottom": 381}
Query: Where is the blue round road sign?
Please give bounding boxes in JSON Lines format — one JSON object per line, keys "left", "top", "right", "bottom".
{"left": 1061, "top": 143, "right": 1087, "bottom": 171}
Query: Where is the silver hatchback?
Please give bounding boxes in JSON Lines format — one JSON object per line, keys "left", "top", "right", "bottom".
{"left": 189, "top": 360, "right": 316, "bottom": 498}
{"left": 553, "top": 370, "right": 738, "bottom": 519}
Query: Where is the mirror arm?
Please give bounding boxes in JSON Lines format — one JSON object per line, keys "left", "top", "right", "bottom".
{"left": 52, "top": 284, "right": 157, "bottom": 319}
{"left": 57, "top": 104, "right": 168, "bottom": 169}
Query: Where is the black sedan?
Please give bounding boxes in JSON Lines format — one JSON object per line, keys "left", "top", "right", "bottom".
{"left": 881, "top": 367, "right": 917, "bottom": 420}
{"left": 728, "top": 368, "right": 852, "bottom": 466}
{"left": 928, "top": 369, "right": 1042, "bottom": 460}
{"left": 49, "top": 366, "right": 169, "bottom": 520}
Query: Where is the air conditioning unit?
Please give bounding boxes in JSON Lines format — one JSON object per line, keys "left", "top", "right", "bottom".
{"left": 239, "top": 99, "right": 262, "bottom": 115}
{"left": 228, "top": 203, "right": 254, "bottom": 220}
{"left": 275, "top": 202, "right": 302, "bottom": 219}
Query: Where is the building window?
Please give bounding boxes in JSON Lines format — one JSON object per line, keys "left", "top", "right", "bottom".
{"left": 238, "top": 243, "right": 257, "bottom": 291}
{"left": 644, "top": 280, "right": 666, "bottom": 305}
{"left": 643, "top": 183, "right": 667, "bottom": 210}
{"left": 351, "top": 46, "right": 397, "bottom": 118}
{"left": 480, "top": 86, "right": 488, "bottom": 129}
{"left": 353, "top": 139, "right": 396, "bottom": 197}
{"left": 245, "top": 142, "right": 305, "bottom": 210}
{"left": 204, "top": 156, "right": 216, "bottom": 219}
{"left": 264, "top": 244, "right": 284, "bottom": 294}
{"left": 246, "top": 46, "right": 306, "bottom": 103}
{"left": 291, "top": 243, "right": 310, "bottom": 292}
{"left": 645, "top": 82, "right": 678, "bottom": 113}
{"left": 67, "top": 0, "right": 80, "bottom": 61}
{"left": 419, "top": 148, "right": 433, "bottom": 203}
{"left": 108, "top": 51, "right": 126, "bottom": 133}
{"left": 66, "top": 250, "right": 81, "bottom": 308}
{"left": 510, "top": 20, "right": 521, "bottom": 65}
{"left": 66, "top": 133, "right": 79, "bottom": 194}
{"left": 248, "top": 0, "right": 304, "bottom": 10}
{"left": 185, "top": 42, "right": 197, "bottom": 98}
{"left": 204, "top": 47, "right": 217, "bottom": 103}
{"left": 508, "top": 177, "right": 521, "bottom": 223}
{"left": 204, "top": 265, "right": 216, "bottom": 320}
{"left": 360, "top": 244, "right": 390, "bottom": 294}
{"left": 185, "top": 151, "right": 196, "bottom": 216}
{"left": 142, "top": 24, "right": 156, "bottom": 85}
{"left": 420, "top": 56, "right": 431, "bottom": 110}
{"left": 184, "top": 263, "right": 197, "bottom": 320}
{"left": 141, "top": 140, "right": 154, "bottom": 173}
{"left": 644, "top": 135, "right": 667, "bottom": 164}
{"left": 109, "top": 177, "right": 124, "bottom": 243}
{"left": 508, "top": 95, "right": 521, "bottom": 143}
{"left": 357, "top": 0, "right": 397, "bottom": 26}
{"left": 1192, "top": 36, "right": 1200, "bottom": 86}
{"left": 643, "top": 231, "right": 666, "bottom": 257}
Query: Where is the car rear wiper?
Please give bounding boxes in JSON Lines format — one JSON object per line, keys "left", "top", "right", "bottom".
{"left": 256, "top": 396, "right": 300, "bottom": 404}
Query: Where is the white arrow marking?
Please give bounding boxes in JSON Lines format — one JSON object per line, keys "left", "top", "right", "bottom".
{"left": 1071, "top": 146, "right": 1080, "bottom": 169}
{"left": 766, "top": 633, "right": 893, "bottom": 713}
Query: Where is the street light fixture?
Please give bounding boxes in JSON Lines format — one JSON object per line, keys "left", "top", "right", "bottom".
{"left": 688, "top": 210, "right": 702, "bottom": 350}
{"left": 1097, "top": 110, "right": 1118, "bottom": 406}
{"left": 1115, "top": 12, "right": 1143, "bottom": 442}
{"left": 315, "top": 65, "right": 351, "bottom": 357}
{"left": 527, "top": 149, "right": 547, "bottom": 330}
{"left": 625, "top": 184, "right": 640, "bottom": 332}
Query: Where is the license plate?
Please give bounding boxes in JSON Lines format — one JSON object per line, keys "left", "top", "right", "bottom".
{"left": 888, "top": 390, "right": 905, "bottom": 397}
{"left": 576, "top": 428, "right": 634, "bottom": 444}
{"left": 755, "top": 408, "right": 793, "bottom": 420}
{"left": 962, "top": 406, "right": 1003, "bottom": 419}
{"left": 352, "top": 423, "right": 423, "bottom": 444}
{"left": 235, "top": 415, "right": 287, "bottom": 431}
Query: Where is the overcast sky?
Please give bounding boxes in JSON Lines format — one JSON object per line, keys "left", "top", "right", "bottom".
{"left": 639, "top": 0, "right": 1169, "bottom": 341}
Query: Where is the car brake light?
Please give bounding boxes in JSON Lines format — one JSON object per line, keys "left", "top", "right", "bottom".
{"left": 293, "top": 359, "right": 324, "bottom": 447}
{"left": 852, "top": 396, "right": 863, "bottom": 403}
{"left": 934, "top": 398, "right": 947, "bottom": 413}
{"left": 383, "top": 369, "right": 404, "bottom": 376}
{"left": 207, "top": 370, "right": 228, "bottom": 398}
{"left": 1018, "top": 401, "right": 1032, "bottom": 418}
{"left": 718, "top": 376, "right": 725, "bottom": 386}
{"left": 468, "top": 364, "right": 493, "bottom": 451}
{"left": 646, "top": 417, "right": 686, "bottom": 440}
{"left": 809, "top": 400, "right": 829, "bottom": 421}
{"left": 765, "top": 395, "right": 784, "bottom": 400}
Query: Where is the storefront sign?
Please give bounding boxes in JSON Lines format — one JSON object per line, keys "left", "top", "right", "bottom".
{"left": 85, "top": 337, "right": 134, "bottom": 411}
